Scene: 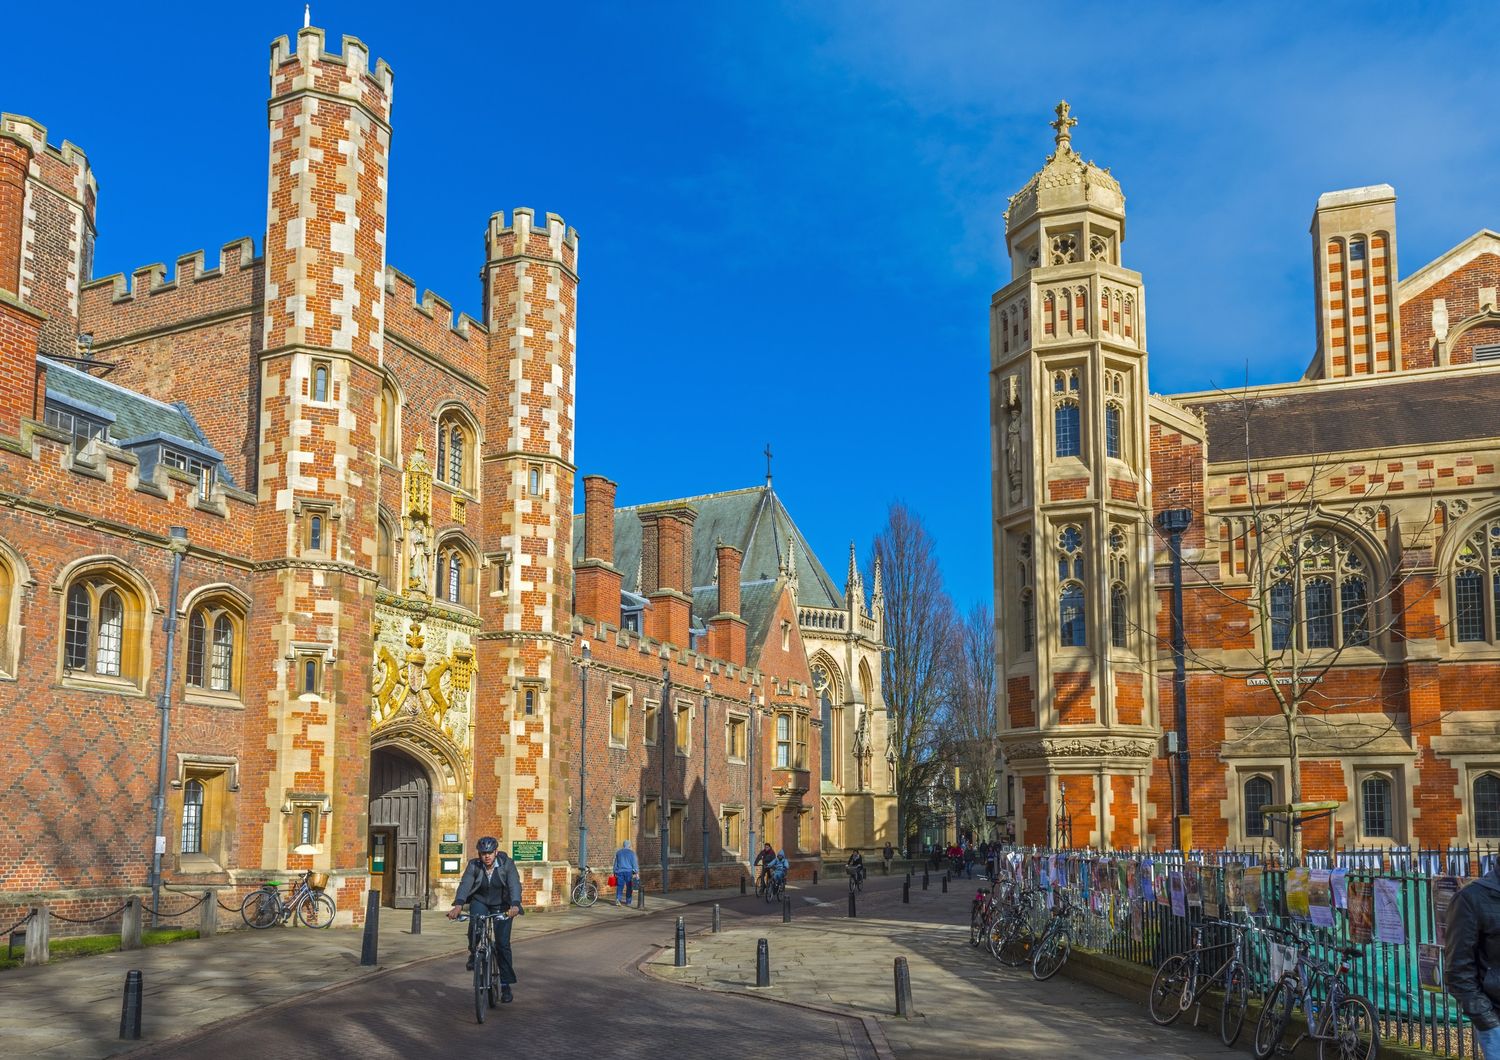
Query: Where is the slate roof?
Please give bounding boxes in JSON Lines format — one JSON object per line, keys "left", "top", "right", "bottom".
{"left": 1183, "top": 371, "right": 1500, "bottom": 464}
{"left": 572, "top": 485, "right": 845, "bottom": 664}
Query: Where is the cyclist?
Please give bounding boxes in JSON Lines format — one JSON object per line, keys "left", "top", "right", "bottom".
{"left": 753, "top": 841, "right": 776, "bottom": 892}
{"left": 447, "top": 836, "right": 522, "bottom": 1002}
{"left": 770, "top": 849, "right": 790, "bottom": 895}
{"left": 846, "top": 848, "right": 865, "bottom": 888}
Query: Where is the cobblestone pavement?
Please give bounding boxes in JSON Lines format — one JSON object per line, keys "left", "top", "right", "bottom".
{"left": 646, "top": 873, "right": 1249, "bottom": 1059}
{"left": 147, "top": 893, "right": 877, "bottom": 1060}
{"left": 0, "top": 883, "right": 753, "bottom": 1059}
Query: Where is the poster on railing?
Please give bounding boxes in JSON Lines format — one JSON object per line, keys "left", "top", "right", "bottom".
{"left": 1373, "top": 877, "right": 1406, "bottom": 945}
{"left": 1131, "top": 898, "right": 1144, "bottom": 941}
{"left": 1225, "top": 863, "right": 1245, "bottom": 912}
{"left": 1141, "top": 860, "right": 1157, "bottom": 904}
{"left": 1186, "top": 864, "right": 1203, "bottom": 908}
{"left": 1348, "top": 880, "right": 1374, "bottom": 944}
{"left": 1125, "top": 859, "right": 1138, "bottom": 901}
{"left": 1330, "top": 868, "right": 1348, "bottom": 910}
{"left": 1245, "top": 867, "right": 1264, "bottom": 914}
{"left": 1419, "top": 943, "right": 1444, "bottom": 992}
{"left": 1270, "top": 941, "right": 1298, "bottom": 981}
{"left": 1169, "top": 870, "right": 1186, "bottom": 917}
{"left": 1286, "top": 867, "right": 1312, "bottom": 918}
{"left": 1308, "top": 869, "right": 1334, "bottom": 927}
{"left": 1201, "top": 865, "right": 1220, "bottom": 917}
{"left": 1433, "top": 876, "right": 1460, "bottom": 949}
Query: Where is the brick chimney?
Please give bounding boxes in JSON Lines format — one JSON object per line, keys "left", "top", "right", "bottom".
{"left": 638, "top": 502, "right": 697, "bottom": 647}
{"left": 706, "top": 542, "right": 747, "bottom": 666}
{"left": 575, "top": 475, "right": 623, "bottom": 623}
{"left": 0, "top": 129, "right": 43, "bottom": 439}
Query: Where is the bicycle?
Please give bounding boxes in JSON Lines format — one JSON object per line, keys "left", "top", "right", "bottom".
{"left": 765, "top": 870, "right": 786, "bottom": 904}
{"left": 458, "top": 910, "right": 511, "bottom": 1023}
{"left": 570, "top": 866, "right": 599, "bottom": 907}
{"left": 239, "top": 869, "right": 337, "bottom": 929}
{"left": 848, "top": 862, "right": 865, "bottom": 893}
{"left": 1252, "top": 929, "right": 1378, "bottom": 1060}
{"left": 990, "top": 885, "right": 1043, "bottom": 966}
{"left": 1030, "top": 889, "right": 1077, "bottom": 981}
{"left": 1149, "top": 917, "right": 1272, "bottom": 1046}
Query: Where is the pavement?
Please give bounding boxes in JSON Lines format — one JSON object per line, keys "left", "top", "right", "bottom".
{"left": 0, "top": 883, "right": 746, "bottom": 1059}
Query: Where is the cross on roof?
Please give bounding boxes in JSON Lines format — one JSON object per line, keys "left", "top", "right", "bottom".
{"left": 764, "top": 442, "right": 773, "bottom": 487}
{"left": 1051, "top": 100, "right": 1077, "bottom": 151}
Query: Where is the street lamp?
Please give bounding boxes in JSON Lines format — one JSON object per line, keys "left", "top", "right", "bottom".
{"left": 149, "top": 526, "right": 188, "bottom": 927}
{"left": 1157, "top": 508, "right": 1194, "bottom": 850}
{"left": 1054, "top": 779, "right": 1073, "bottom": 849}
{"left": 701, "top": 674, "right": 711, "bottom": 888}
{"left": 577, "top": 640, "right": 591, "bottom": 873}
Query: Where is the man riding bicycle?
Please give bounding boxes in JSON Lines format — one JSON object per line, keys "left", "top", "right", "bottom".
{"left": 770, "top": 849, "right": 789, "bottom": 893}
{"left": 447, "top": 836, "right": 522, "bottom": 1003}
{"left": 846, "top": 848, "right": 865, "bottom": 887}
{"left": 753, "top": 842, "right": 777, "bottom": 891}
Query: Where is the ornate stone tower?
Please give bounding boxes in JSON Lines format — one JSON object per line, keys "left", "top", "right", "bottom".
{"left": 245, "top": 27, "right": 393, "bottom": 908}
{"left": 477, "top": 208, "right": 578, "bottom": 905}
{"left": 991, "top": 103, "right": 1160, "bottom": 849}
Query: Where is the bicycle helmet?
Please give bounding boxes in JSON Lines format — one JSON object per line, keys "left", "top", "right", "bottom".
{"left": 477, "top": 836, "right": 499, "bottom": 854}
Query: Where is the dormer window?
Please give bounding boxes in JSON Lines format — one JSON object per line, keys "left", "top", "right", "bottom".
{"left": 161, "top": 447, "right": 217, "bottom": 498}
{"left": 44, "top": 403, "right": 110, "bottom": 451}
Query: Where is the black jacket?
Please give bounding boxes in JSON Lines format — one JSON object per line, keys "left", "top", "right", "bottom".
{"left": 1443, "top": 867, "right": 1500, "bottom": 1029}
{"left": 452, "top": 855, "right": 523, "bottom": 913}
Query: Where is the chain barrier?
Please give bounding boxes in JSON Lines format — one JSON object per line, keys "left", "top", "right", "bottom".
{"left": 142, "top": 891, "right": 210, "bottom": 918}
{"left": 46, "top": 901, "right": 131, "bottom": 925}
{"left": 1, "top": 910, "right": 34, "bottom": 937}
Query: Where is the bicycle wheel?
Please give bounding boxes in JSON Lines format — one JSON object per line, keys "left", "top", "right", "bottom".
{"left": 571, "top": 880, "right": 597, "bottom": 908}
{"left": 1148, "top": 954, "right": 1193, "bottom": 1026}
{"left": 296, "top": 892, "right": 337, "bottom": 928}
{"left": 1317, "top": 994, "right": 1378, "bottom": 1060}
{"left": 1253, "top": 978, "right": 1296, "bottom": 1060}
{"left": 993, "top": 914, "right": 1033, "bottom": 967}
{"left": 240, "top": 889, "right": 280, "bottom": 929}
{"left": 1220, "top": 962, "right": 1251, "bottom": 1047}
{"left": 473, "top": 947, "right": 489, "bottom": 1024}
{"left": 756, "top": 877, "right": 769, "bottom": 901}
{"left": 1031, "top": 927, "right": 1070, "bottom": 981}
{"left": 970, "top": 906, "right": 986, "bottom": 946}
{"left": 487, "top": 944, "right": 501, "bottom": 1009}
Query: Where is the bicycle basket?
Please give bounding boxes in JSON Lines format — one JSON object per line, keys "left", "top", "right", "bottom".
{"left": 307, "top": 871, "right": 330, "bottom": 892}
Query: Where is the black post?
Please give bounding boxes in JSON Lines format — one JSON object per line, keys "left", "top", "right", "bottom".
{"left": 942, "top": 875, "right": 948, "bottom": 893}
{"left": 360, "top": 890, "right": 380, "bottom": 966}
{"left": 741, "top": 875, "right": 747, "bottom": 895}
{"left": 903, "top": 877, "right": 910, "bottom": 903}
{"left": 637, "top": 883, "right": 646, "bottom": 910}
{"left": 755, "top": 938, "right": 770, "bottom": 987}
{"left": 712, "top": 903, "right": 721, "bottom": 933}
{"left": 894, "top": 956, "right": 912, "bottom": 1018}
{"left": 848, "top": 889, "right": 857, "bottom": 918}
{"left": 1158, "top": 508, "right": 1194, "bottom": 847}
{"left": 119, "top": 969, "right": 143, "bottom": 1040}
{"left": 923, "top": 870, "right": 929, "bottom": 890}
{"left": 410, "top": 905, "right": 421, "bottom": 935}
{"left": 781, "top": 896, "right": 791, "bottom": 923}
{"left": 813, "top": 869, "right": 818, "bottom": 885}
{"left": 674, "top": 915, "right": 687, "bottom": 967}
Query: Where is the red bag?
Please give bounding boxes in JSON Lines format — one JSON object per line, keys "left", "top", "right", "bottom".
{"left": 608, "top": 874, "right": 617, "bottom": 887}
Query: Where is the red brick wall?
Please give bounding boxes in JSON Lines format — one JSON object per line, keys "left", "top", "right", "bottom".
{"left": 1007, "top": 674, "right": 1035, "bottom": 728}
{"left": 1401, "top": 252, "right": 1500, "bottom": 369}
{"left": 1109, "top": 774, "right": 1137, "bottom": 849}
{"left": 1055, "top": 669, "right": 1095, "bottom": 724}
{"left": 1116, "top": 671, "right": 1144, "bottom": 726}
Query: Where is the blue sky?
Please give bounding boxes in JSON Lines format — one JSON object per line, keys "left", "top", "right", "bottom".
{"left": 5, "top": 2, "right": 1497, "bottom": 608}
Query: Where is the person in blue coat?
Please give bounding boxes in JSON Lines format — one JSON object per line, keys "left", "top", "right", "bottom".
{"left": 612, "top": 839, "right": 640, "bottom": 905}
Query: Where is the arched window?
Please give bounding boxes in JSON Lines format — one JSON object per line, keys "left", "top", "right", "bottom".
{"left": 1110, "top": 584, "right": 1128, "bottom": 649}
{"left": 436, "top": 538, "right": 477, "bottom": 609}
{"left": 1361, "top": 775, "right": 1392, "bottom": 838}
{"left": 1267, "top": 532, "right": 1374, "bottom": 651}
{"left": 1244, "top": 776, "right": 1273, "bottom": 837}
{"left": 1454, "top": 519, "right": 1500, "bottom": 644}
{"left": 379, "top": 380, "right": 399, "bottom": 463}
{"left": 62, "top": 569, "right": 145, "bottom": 683}
{"left": 1052, "top": 369, "right": 1082, "bottom": 458}
{"left": 186, "top": 595, "right": 243, "bottom": 694}
{"left": 1105, "top": 402, "right": 1123, "bottom": 459}
{"left": 377, "top": 516, "right": 397, "bottom": 591}
{"left": 813, "top": 665, "right": 834, "bottom": 784}
{"left": 0, "top": 551, "right": 12, "bottom": 674}
{"left": 1057, "top": 525, "right": 1086, "bottom": 647}
{"left": 1020, "top": 590, "right": 1036, "bottom": 653}
{"left": 180, "top": 778, "right": 204, "bottom": 854}
{"left": 435, "top": 410, "right": 476, "bottom": 492}
{"left": 1475, "top": 773, "right": 1500, "bottom": 839}
{"left": 312, "top": 362, "right": 329, "bottom": 402}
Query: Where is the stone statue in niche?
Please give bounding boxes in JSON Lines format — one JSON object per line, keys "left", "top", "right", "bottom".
{"left": 408, "top": 533, "right": 431, "bottom": 594}
{"left": 1004, "top": 376, "right": 1024, "bottom": 504}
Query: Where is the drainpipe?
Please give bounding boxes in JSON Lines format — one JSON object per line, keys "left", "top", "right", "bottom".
{"left": 702, "top": 675, "right": 711, "bottom": 887}
{"left": 747, "top": 692, "right": 758, "bottom": 874}
{"left": 578, "top": 640, "right": 591, "bottom": 872}
{"left": 660, "top": 663, "right": 672, "bottom": 893}
{"left": 150, "top": 527, "right": 189, "bottom": 927}
{"left": 1156, "top": 509, "right": 1193, "bottom": 849}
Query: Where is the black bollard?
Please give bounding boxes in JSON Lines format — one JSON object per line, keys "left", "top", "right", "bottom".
{"left": 942, "top": 876, "right": 948, "bottom": 893}
{"left": 894, "top": 956, "right": 913, "bottom": 1018}
{"left": 782, "top": 896, "right": 791, "bottom": 923}
{"left": 756, "top": 937, "right": 770, "bottom": 987}
{"left": 741, "top": 875, "right": 747, "bottom": 895}
{"left": 410, "top": 905, "right": 422, "bottom": 935}
{"left": 813, "top": 869, "right": 818, "bottom": 885}
{"left": 923, "top": 871, "right": 929, "bottom": 890}
{"left": 638, "top": 884, "right": 646, "bottom": 910}
{"left": 119, "top": 969, "right": 143, "bottom": 1040}
{"left": 903, "top": 877, "right": 911, "bottom": 903}
{"left": 848, "top": 889, "right": 857, "bottom": 918}
{"left": 360, "top": 890, "right": 380, "bottom": 966}
{"left": 674, "top": 916, "right": 687, "bottom": 967}
{"left": 713, "top": 904, "right": 721, "bottom": 933}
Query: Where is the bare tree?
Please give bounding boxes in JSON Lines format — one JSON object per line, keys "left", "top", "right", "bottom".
{"left": 939, "top": 603, "right": 1001, "bottom": 841}
{"left": 874, "top": 503, "right": 957, "bottom": 855}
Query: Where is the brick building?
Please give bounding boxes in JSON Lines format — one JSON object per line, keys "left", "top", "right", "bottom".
{"left": 992, "top": 103, "right": 1500, "bottom": 853}
{"left": 0, "top": 21, "right": 871, "bottom": 929}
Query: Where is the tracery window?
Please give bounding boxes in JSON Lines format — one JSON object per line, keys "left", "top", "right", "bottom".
{"left": 379, "top": 380, "right": 399, "bottom": 463}
{"left": 813, "top": 664, "right": 834, "bottom": 784}
{"left": 1052, "top": 369, "right": 1082, "bottom": 458}
{"left": 186, "top": 596, "right": 243, "bottom": 694}
{"left": 436, "top": 538, "right": 477, "bottom": 608}
{"left": 1015, "top": 533, "right": 1035, "bottom": 655}
{"left": 1266, "top": 531, "right": 1371, "bottom": 651}
{"left": 1243, "top": 775, "right": 1273, "bottom": 837}
{"left": 435, "top": 409, "right": 476, "bottom": 492}
{"left": 1058, "top": 524, "right": 1086, "bottom": 647}
{"left": 1454, "top": 520, "right": 1500, "bottom": 643}
{"left": 62, "top": 567, "right": 146, "bottom": 685}
{"left": 1108, "top": 527, "right": 1128, "bottom": 649}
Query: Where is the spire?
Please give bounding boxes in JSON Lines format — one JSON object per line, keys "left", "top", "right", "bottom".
{"left": 1050, "top": 100, "right": 1077, "bottom": 155}
{"left": 872, "top": 556, "right": 884, "bottom": 606}
{"left": 781, "top": 534, "right": 799, "bottom": 595}
{"left": 845, "top": 541, "right": 865, "bottom": 613}
{"left": 763, "top": 442, "right": 773, "bottom": 488}
{"left": 303, "top": 3, "right": 311, "bottom": 28}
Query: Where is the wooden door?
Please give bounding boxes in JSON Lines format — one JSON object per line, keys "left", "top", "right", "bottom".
{"left": 370, "top": 747, "right": 431, "bottom": 908}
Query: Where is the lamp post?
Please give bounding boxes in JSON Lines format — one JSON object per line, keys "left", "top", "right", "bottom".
{"left": 747, "top": 692, "right": 758, "bottom": 870}
{"left": 150, "top": 526, "right": 189, "bottom": 927}
{"left": 1157, "top": 508, "right": 1194, "bottom": 850}
{"left": 578, "top": 640, "right": 591, "bottom": 872}
{"left": 659, "top": 663, "right": 672, "bottom": 893}
{"left": 1054, "top": 778, "right": 1073, "bottom": 849}
{"left": 701, "top": 674, "right": 711, "bottom": 888}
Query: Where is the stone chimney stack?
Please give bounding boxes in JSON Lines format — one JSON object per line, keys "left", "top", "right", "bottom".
{"left": 705, "top": 542, "right": 747, "bottom": 666}
{"left": 575, "top": 475, "right": 622, "bottom": 623}
{"left": 638, "top": 503, "right": 697, "bottom": 647}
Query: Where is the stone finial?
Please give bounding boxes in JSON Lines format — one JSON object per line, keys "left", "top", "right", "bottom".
{"left": 1051, "top": 101, "right": 1078, "bottom": 153}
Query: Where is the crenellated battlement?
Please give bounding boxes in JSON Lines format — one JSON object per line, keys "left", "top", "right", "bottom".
{"left": 79, "top": 238, "right": 260, "bottom": 345}
{"left": 486, "top": 208, "right": 579, "bottom": 274}
{"left": 86, "top": 238, "right": 258, "bottom": 304}
{"left": 1, "top": 112, "right": 96, "bottom": 217}
{"left": 382, "top": 266, "right": 488, "bottom": 375}
{"left": 269, "top": 26, "right": 394, "bottom": 112}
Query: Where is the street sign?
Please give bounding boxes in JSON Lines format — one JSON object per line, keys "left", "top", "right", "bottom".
{"left": 438, "top": 842, "right": 464, "bottom": 855}
{"left": 511, "top": 840, "right": 545, "bottom": 862}
{"left": 985, "top": 803, "right": 998, "bottom": 819}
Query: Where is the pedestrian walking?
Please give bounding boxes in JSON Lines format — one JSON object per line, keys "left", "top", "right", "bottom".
{"left": 882, "top": 841, "right": 894, "bottom": 875}
{"left": 1444, "top": 860, "right": 1500, "bottom": 1058}
{"left": 612, "top": 839, "right": 639, "bottom": 905}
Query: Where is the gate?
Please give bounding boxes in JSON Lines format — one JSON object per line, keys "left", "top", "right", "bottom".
{"left": 369, "top": 746, "right": 431, "bottom": 908}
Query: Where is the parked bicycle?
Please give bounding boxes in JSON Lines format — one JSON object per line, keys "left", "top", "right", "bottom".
{"left": 239, "top": 869, "right": 337, "bottom": 929}
{"left": 990, "top": 885, "right": 1044, "bottom": 966}
{"left": 459, "top": 910, "right": 510, "bottom": 1023}
{"left": 570, "top": 866, "right": 599, "bottom": 908}
{"left": 1252, "top": 928, "right": 1378, "bottom": 1060}
{"left": 1030, "top": 888, "right": 1078, "bottom": 981}
{"left": 1149, "top": 917, "right": 1273, "bottom": 1046}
